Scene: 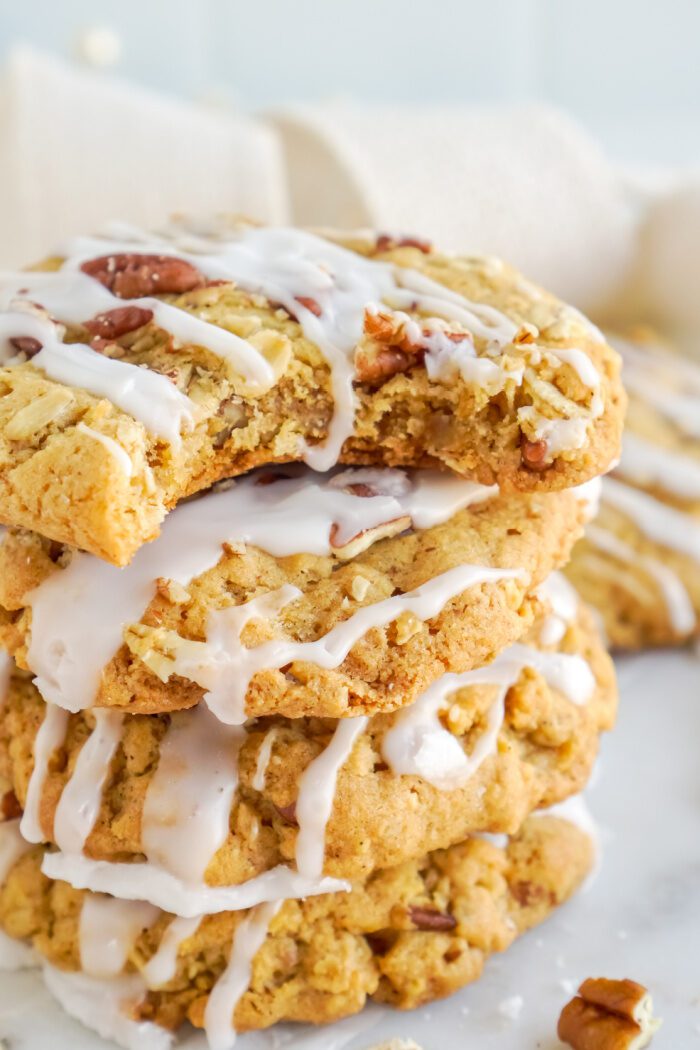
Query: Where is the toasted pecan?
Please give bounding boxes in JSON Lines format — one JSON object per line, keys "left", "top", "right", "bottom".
{"left": 81, "top": 253, "right": 205, "bottom": 299}
{"left": 558, "top": 977, "right": 661, "bottom": 1049}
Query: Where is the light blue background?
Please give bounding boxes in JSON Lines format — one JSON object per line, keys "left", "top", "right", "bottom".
{"left": 1, "top": 0, "right": 699, "bottom": 167}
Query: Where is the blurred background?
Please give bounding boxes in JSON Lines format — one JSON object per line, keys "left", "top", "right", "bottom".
{"left": 3, "top": 0, "right": 700, "bottom": 167}
{"left": 1, "top": 0, "right": 699, "bottom": 337}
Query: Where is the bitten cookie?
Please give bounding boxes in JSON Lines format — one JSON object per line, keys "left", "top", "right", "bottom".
{"left": 0, "top": 222, "right": 624, "bottom": 564}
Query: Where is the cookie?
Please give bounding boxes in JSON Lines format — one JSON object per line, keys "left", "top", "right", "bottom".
{"left": 0, "top": 468, "right": 586, "bottom": 720}
{"left": 566, "top": 329, "right": 700, "bottom": 647}
{"left": 0, "top": 223, "right": 624, "bottom": 564}
{"left": 0, "top": 810, "right": 593, "bottom": 1038}
{"left": 0, "top": 592, "right": 615, "bottom": 893}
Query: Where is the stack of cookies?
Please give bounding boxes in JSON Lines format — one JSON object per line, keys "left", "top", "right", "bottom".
{"left": 0, "top": 223, "right": 624, "bottom": 1048}
{"left": 566, "top": 328, "right": 700, "bottom": 648}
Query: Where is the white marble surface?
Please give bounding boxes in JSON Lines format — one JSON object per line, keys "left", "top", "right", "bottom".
{"left": 1, "top": 649, "right": 698, "bottom": 1049}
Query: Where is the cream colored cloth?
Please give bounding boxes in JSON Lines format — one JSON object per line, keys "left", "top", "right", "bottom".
{"left": 269, "top": 102, "right": 639, "bottom": 317}
{"left": 0, "top": 48, "right": 289, "bottom": 267}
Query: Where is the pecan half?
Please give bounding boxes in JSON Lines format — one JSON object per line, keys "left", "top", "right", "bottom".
{"left": 1, "top": 790, "right": 22, "bottom": 821}
{"left": 375, "top": 233, "right": 432, "bottom": 254}
{"left": 408, "top": 906, "right": 457, "bottom": 931}
{"left": 81, "top": 254, "right": 205, "bottom": 299}
{"left": 520, "top": 435, "right": 551, "bottom": 472}
{"left": 558, "top": 978, "right": 661, "bottom": 1050}
{"left": 9, "top": 336, "right": 42, "bottom": 358}
{"left": 84, "top": 305, "right": 154, "bottom": 341}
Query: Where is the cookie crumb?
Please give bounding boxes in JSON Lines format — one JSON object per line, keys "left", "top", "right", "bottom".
{"left": 498, "top": 995, "right": 524, "bottom": 1021}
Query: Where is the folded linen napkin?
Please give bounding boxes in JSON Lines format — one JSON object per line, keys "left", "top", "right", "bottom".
{"left": 0, "top": 47, "right": 289, "bottom": 267}
{"left": 269, "top": 101, "right": 639, "bottom": 317}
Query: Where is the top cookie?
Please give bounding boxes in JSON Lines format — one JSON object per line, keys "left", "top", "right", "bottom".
{"left": 0, "top": 221, "right": 624, "bottom": 564}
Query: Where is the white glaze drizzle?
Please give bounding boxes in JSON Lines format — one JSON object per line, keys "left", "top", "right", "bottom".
{"left": 77, "top": 422, "right": 134, "bottom": 477}
{"left": 613, "top": 335, "right": 700, "bottom": 438}
{"left": 20, "top": 703, "right": 69, "bottom": 843}
{"left": 573, "top": 475, "right": 603, "bottom": 522}
{"left": 382, "top": 640, "right": 594, "bottom": 791}
{"left": 179, "top": 564, "right": 523, "bottom": 725}
{"left": 0, "top": 309, "right": 199, "bottom": 446}
{"left": 41, "top": 851, "right": 345, "bottom": 919}
{"left": 516, "top": 408, "right": 589, "bottom": 456}
{"left": 26, "top": 467, "right": 497, "bottom": 712}
{"left": 141, "top": 705, "right": 243, "bottom": 884}
{"left": 586, "top": 524, "right": 695, "bottom": 634}
{"left": 42, "top": 964, "right": 174, "bottom": 1050}
{"left": 142, "top": 915, "right": 201, "bottom": 989}
{"left": 537, "top": 572, "right": 579, "bottom": 646}
{"left": 204, "top": 900, "right": 281, "bottom": 1050}
{"left": 53, "top": 710, "right": 124, "bottom": 854}
{"left": 294, "top": 717, "right": 368, "bottom": 879}
{"left": 251, "top": 727, "right": 279, "bottom": 792}
{"left": 617, "top": 432, "right": 700, "bottom": 501}
{"left": 603, "top": 476, "right": 700, "bottom": 564}
{"left": 79, "top": 895, "right": 159, "bottom": 979}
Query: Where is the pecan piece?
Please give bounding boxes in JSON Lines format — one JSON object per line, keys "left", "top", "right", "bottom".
{"left": 330, "top": 515, "right": 411, "bottom": 561}
{"left": 520, "top": 434, "right": 551, "bottom": 472}
{"left": 275, "top": 802, "right": 298, "bottom": 824}
{"left": 1, "top": 790, "right": 22, "bottom": 821}
{"left": 355, "top": 346, "right": 416, "bottom": 384}
{"left": 558, "top": 978, "right": 661, "bottom": 1050}
{"left": 81, "top": 253, "right": 205, "bottom": 299}
{"left": 84, "top": 305, "right": 154, "bottom": 341}
{"left": 375, "top": 233, "right": 432, "bottom": 254}
{"left": 408, "top": 906, "right": 457, "bottom": 931}
{"left": 294, "top": 296, "right": 322, "bottom": 317}
{"left": 9, "top": 336, "right": 42, "bottom": 358}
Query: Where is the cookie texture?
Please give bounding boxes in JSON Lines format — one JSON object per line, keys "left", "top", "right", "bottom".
{"left": 0, "top": 227, "right": 624, "bottom": 564}
{"left": 0, "top": 487, "right": 585, "bottom": 719}
{"left": 0, "top": 602, "right": 615, "bottom": 884}
{"left": 0, "top": 814, "right": 593, "bottom": 1033}
{"left": 566, "top": 329, "right": 700, "bottom": 648}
